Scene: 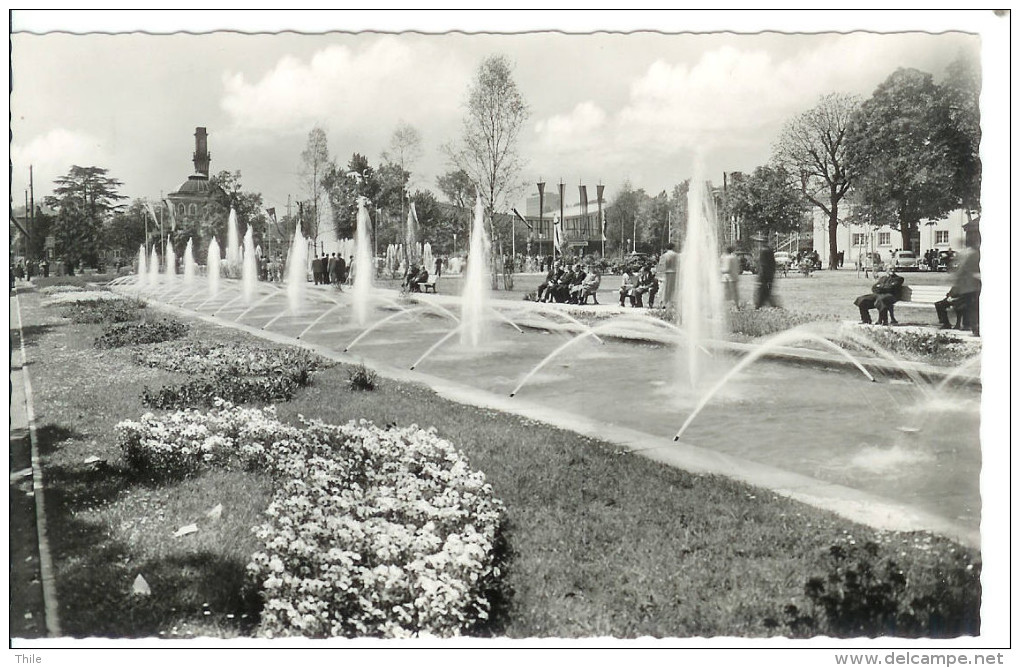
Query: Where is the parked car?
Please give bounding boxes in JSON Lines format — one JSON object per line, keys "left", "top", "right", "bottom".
{"left": 937, "top": 249, "right": 957, "bottom": 272}
{"left": 891, "top": 250, "right": 919, "bottom": 271}
{"left": 773, "top": 251, "right": 792, "bottom": 267}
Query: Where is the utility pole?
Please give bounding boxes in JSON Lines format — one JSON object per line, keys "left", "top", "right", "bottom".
{"left": 24, "top": 190, "right": 31, "bottom": 259}
{"left": 29, "top": 165, "right": 35, "bottom": 258}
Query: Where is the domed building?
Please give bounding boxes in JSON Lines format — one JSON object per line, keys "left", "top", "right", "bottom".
{"left": 166, "top": 127, "right": 228, "bottom": 247}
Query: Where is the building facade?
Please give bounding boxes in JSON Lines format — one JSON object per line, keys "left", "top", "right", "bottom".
{"left": 810, "top": 208, "right": 973, "bottom": 268}
{"left": 166, "top": 127, "right": 228, "bottom": 246}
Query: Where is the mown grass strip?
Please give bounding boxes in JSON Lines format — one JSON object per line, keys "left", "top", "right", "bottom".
{"left": 18, "top": 287, "right": 980, "bottom": 638}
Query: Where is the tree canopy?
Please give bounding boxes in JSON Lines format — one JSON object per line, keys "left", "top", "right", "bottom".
{"left": 773, "top": 93, "right": 859, "bottom": 268}
{"left": 845, "top": 67, "right": 963, "bottom": 248}
{"left": 44, "top": 165, "right": 126, "bottom": 269}
{"left": 445, "top": 54, "right": 529, "bottom": 282}
{"left": 724, "top": 165, "right": 806, "bottom": 240}
{"left": 299, "top": 127, "right": 331, "bottom": 244}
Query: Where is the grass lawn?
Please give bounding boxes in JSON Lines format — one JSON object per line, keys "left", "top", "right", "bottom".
{"left": 12, "top": 283, "right": 980, "bottom": 639}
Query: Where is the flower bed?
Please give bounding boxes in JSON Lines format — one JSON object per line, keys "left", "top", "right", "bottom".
{"left": 39, "top": 285, "right": 87, "bottom": 295}
{"left": 43, "top": 290, "right": 125, "bottom": 306}
{"left": 845, "top": 326, "right": 977, "bottom": 364}
{"left": 116, "top": 402, "right": 506, "bottom": 638}
{"left": 61, "top": 298, "right": 147, "bottom": 324}
{"left": 95, "top": 319, "right": 189, "bottom": 349}
{"left": 135, "top": 341, "right": 333, "bottom": 408}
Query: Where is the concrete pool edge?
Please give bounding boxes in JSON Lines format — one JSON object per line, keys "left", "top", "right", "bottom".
{"left": 139, "top": 293, "right": 980, "bottom": 551}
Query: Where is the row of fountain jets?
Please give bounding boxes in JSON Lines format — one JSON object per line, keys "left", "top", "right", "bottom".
{"left": 131, "top": 174, "right": 742, "bottom": 387}
{"left": 136, "top": 197, "right": 490, "bottom": 343}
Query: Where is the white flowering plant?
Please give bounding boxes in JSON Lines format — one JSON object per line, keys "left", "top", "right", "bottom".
{"left": 115, "top": 400, "right": 508, "bottom": 638}
{"left": 43, "top": 290, "right": 124, "bottom": 306}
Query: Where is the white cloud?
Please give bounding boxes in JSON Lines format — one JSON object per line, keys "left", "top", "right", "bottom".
{"left": 534, "top": 101, "right": 608, "bottom": 150}
{"left": 528, "top": 34, "right": 974, "bottom": 191}
{"left": 220, "top": 37, "right": 469, "bottom": 139}
{"left": 11, "top": 128, "right": 110, "bottom": 198}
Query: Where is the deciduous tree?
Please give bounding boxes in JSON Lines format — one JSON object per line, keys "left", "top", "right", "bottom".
{"left": 299, "top": 127, "right": 331, "bottom": 245}
{"left": 444, "top": 55, "right": 529, "bottom": 286}
{"left": 845, "top": 68, "right": 961, "bottom": 249}
{"left": 773, "top": 93, "right": 859, "bottom": 269}
{"left": 724, "top": 165, "right": 806, "bottom": 240}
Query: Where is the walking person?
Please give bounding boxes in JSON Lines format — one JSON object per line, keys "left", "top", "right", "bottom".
{"left": 755, "top": 242, "right": 780, "bottom": 309}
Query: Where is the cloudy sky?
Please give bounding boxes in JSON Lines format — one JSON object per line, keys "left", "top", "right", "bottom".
{"left": 10, "top": 11, "right": 998, "bottom": 215}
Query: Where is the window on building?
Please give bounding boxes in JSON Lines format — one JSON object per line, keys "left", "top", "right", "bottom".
{"left": 935, "top": 230, "right": 949, "bottom": 244}
{"left": 852, "top": 233, "right": 866, "bottom": 246}
{"left": 189, "top": 204, "right": 197, "bottom": 216}
{"left": 178, "top": 204, "right": 186, "bottom": 217}
{"left": 878, "top": 232, "right": 891, "bottom": 246}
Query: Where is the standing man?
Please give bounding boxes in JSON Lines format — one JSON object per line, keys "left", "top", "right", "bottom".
{"left": 327, "top": 253, "right": 339, "bottom": 286}
{"left": 755, "top": 241, "right": 779, "bottom": 309}
{"left": 435, "top": 254, "right": 443, "bottom": 278}
{"left": 657, "top": 243, "right": 679, "bottom": 306}
{"left": 720, "top": 245, "right": 741, "bottom": 308}
{"left": 336, "top": 254, "right": 347, "bottom": 291}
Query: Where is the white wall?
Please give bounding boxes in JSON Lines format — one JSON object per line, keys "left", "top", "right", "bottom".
{"left": 812, "top": 209, "right": 970, "bottom": 266}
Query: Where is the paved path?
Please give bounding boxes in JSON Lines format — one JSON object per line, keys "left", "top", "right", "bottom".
{"left": 9, "top": 287, "right": 60, "bottom": 638}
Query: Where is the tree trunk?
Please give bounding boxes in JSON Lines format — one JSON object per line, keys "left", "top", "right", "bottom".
{"left": 827, "top": 207, "right": 840, "bottom": 270}
{"left": 900, "top": 224, "right": 913, "bottom": 251}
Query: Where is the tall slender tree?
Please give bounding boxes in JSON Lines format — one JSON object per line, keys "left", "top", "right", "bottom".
{"left": 444, "top": 55, "right": 530, "bottom": 286}
{"left": 773, "top": 93, "right": 859, "bottom": 269}
{"left": 299, "top": 127, "right": 331, "bottom": 246}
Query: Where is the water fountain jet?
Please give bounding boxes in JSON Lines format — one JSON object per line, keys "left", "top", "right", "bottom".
{"left": 678, "top": 162, "right": 727, "bottom": 387}
{"left": 352, "top": 196, "right": 374, "bottom": 325}
{"left": 137, "top": 244, "right": 148, "bottom": 289}
{"left": 242, "top": 225, "right": 257, "bottom": 304}
{"left": 285, "top": 223, "right": 307, "bottom": 313}
{"left": 225, "top": 208, "right": 240, "bottom": 268}
{"left": 461, "top": 196, "right": 489, "bottom": 347}
{"left": 207, "top": 237, "right": 221, "bottom": 298}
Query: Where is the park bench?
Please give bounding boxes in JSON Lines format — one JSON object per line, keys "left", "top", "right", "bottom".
{"left": 896, "top": 285, "right": 949, "bottom": 310}
{"left": 419, "top": 275, "right": 439, "bottom": 294}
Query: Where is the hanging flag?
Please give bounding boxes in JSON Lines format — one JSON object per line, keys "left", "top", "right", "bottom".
{"left": 601, "top": 210, "right": 608, "bottom": 241}
{"left": 163, "top": 199, "right": 176, "bottom": 231}
{"left": 144, "top": 201, "right": 160, "bottom": 227}
{"left": 579, "top": 185, "right": 588, "bottom": 217}
{"left": 266, "top": 207, "right": 276, "bottom": 222}
{"left": 553, "top": 214, "right": 563, "bottom": 251}
{"left": 511, "top": 208, "right": 533, "bottom": 230}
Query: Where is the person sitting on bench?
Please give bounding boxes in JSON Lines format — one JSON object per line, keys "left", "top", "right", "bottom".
{"left": 410, "top": 264, "right": 429, "bottom": 292}
{"left": 633, "top": 264, "right": 659, "bottom": 308}
{"left": 854, "top": 270, "right": 904, "bottom": 325}
{"left": 934, "top": 238, "right": 980, "bottom": 335}
{"left": 402, "top": 264, "right": 420, "bottom": 292}
{"left": 619, "top": 267, "right": 637, "bottom": 307}
{"left": 568, "top": 265, "right": 588, "bottom": 304}
{"left": 536, "top": 263, "right": 560, "bottom": 302}
{"left": 577, "top": 268, "right": 601, "bottom": 304}
{"left": 548, "top": 264, "right": 576, "bottom": 303}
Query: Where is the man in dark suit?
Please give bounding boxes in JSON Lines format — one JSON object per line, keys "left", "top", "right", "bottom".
{"left": 411, "top": 264, "right": 429, "bottom": 292}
